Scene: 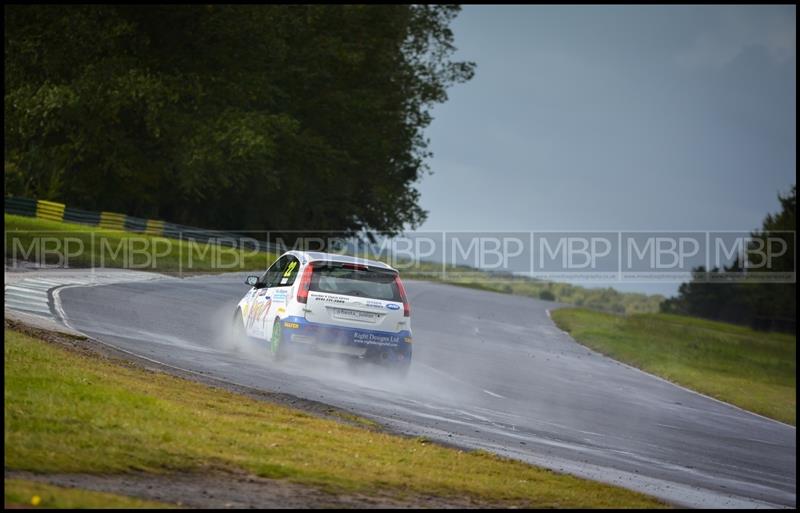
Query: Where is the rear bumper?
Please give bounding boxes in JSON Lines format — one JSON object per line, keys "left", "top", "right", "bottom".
{"left": 280, "top": 316, "right": 412, "bottom": 358}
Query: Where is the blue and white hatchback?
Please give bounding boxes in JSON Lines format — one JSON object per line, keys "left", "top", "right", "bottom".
{"left": 233, "top": 251, "right": 412, "bottom": 374}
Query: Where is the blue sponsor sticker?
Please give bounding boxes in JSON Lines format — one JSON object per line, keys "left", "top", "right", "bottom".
{"left": 386, "top": 303, "right": 400, "bottom": 310}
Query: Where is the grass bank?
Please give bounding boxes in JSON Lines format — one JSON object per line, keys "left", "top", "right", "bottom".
{"left": 550, "top": 308, "right": 796, "bottom": 425}
{"left": 3, "top": 327, "right": 666, "bottom": 508}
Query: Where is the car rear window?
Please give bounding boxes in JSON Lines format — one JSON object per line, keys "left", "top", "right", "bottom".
{"left": 309, "top": 264, "right": 401, "bottom": 302}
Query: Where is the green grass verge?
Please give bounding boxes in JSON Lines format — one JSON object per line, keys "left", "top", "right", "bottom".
{"left": 550, "top": 308, "right": 796, "bottom": 425}
{"left": 3, "top": 328, "right": 666, "bottom": 508}
{"left": 4, "top": 214, "right": 277, "bottom": 273}
{"left": 4, "top": 479, "right": 171, "bottom": 508}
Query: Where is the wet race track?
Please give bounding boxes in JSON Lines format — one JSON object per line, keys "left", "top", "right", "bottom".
{"left": 53, "top": 274, "right": 795, "bottom": 508}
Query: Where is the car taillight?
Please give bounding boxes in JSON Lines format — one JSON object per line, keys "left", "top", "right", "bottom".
{"left": 395, "top": 275, "right": 410, "bottom": 317}
{"left": 297, "top": 263, "right": 314, "bottom": 303}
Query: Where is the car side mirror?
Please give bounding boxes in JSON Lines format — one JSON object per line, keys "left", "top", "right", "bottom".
{"left": 245, "top": 275, "right": 259, "bottom": 287}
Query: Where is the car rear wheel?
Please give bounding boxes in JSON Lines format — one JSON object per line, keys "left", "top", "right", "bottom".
{"left": 270, "top": 320, "right": 288, "bottom": 361}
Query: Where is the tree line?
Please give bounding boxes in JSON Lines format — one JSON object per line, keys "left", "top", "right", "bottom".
{"left": 661, "top": 185, "right": 796, "bottom": 333}
{"left": 5, "top": 5, "right": 474, "bottom": 241}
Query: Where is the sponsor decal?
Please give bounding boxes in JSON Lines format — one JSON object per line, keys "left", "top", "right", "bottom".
{"left": 259, "top": 298, "right": 272, "bottom": 322}
{"left": 352, "top": 331, "right": 402, "bottom": 347}
{"left": 314, "top": 294, "right": 346, "bottom": 304}
{"left": 386, "top": 303, "right": 400, "bottom": 310}
{"left": 246, "top": 297, "right": 272, "bottom": 330}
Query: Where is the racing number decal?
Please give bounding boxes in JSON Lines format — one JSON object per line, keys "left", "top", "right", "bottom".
{"left": 280, "top": 260, "right": 298, "bottom": 285}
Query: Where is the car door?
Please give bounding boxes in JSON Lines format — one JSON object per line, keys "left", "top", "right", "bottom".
{"left": 245, "top": 256, "right": 285, "bottom": 339}
{"left": 261, "top": 255, "right": 301, "bottom": 337}
{"left": 245, "top": 255, "right": 301, "bottom": 340}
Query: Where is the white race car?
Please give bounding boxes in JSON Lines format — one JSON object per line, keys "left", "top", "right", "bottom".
{"left": 233, "top": 251, "right": 412, "bottom": 374}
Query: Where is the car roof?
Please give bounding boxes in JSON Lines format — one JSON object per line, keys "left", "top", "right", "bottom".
{"left": 285, "top": 251, "right": 397, "bottom": 272}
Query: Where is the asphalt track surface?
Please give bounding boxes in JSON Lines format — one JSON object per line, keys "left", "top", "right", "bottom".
{"left": 54, "top": 274, "right": 795, "bottom": 508}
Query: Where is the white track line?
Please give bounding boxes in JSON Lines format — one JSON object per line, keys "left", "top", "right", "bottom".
{"left": 415, "top": 361, "right": 506, "bottom": 400}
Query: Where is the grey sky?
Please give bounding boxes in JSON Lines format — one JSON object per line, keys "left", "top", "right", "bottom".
{"left": 418, "top": 5, "right": 796, "bottom": 297}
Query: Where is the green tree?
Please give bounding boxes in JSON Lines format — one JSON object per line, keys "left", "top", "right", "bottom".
{"left": 4, "top": 5, "right": 474, "bottom": 240}
{"left": 662, "top": 185, "right": 796, "bottom": 332}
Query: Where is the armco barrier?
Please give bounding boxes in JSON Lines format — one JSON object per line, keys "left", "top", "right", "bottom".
{"left": 98, "top": 211, "right": 127, "bottom": 231}
{"left": 124, "top": 216, "right": 148, "bottom": 233}
{"left": 5, "top": 196, "right": 283, "bottom": 254}
{"left": 144, "top": 219, "right": 165, "bottom": 236}
{"left": 36, "top": 200, "right": 65, "bottom": 222}
{"left": 4, "top": 196, "right": 37, "bottom": 217}
{"left": 63, "top": 206, "right": 100, "bottom": 226}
